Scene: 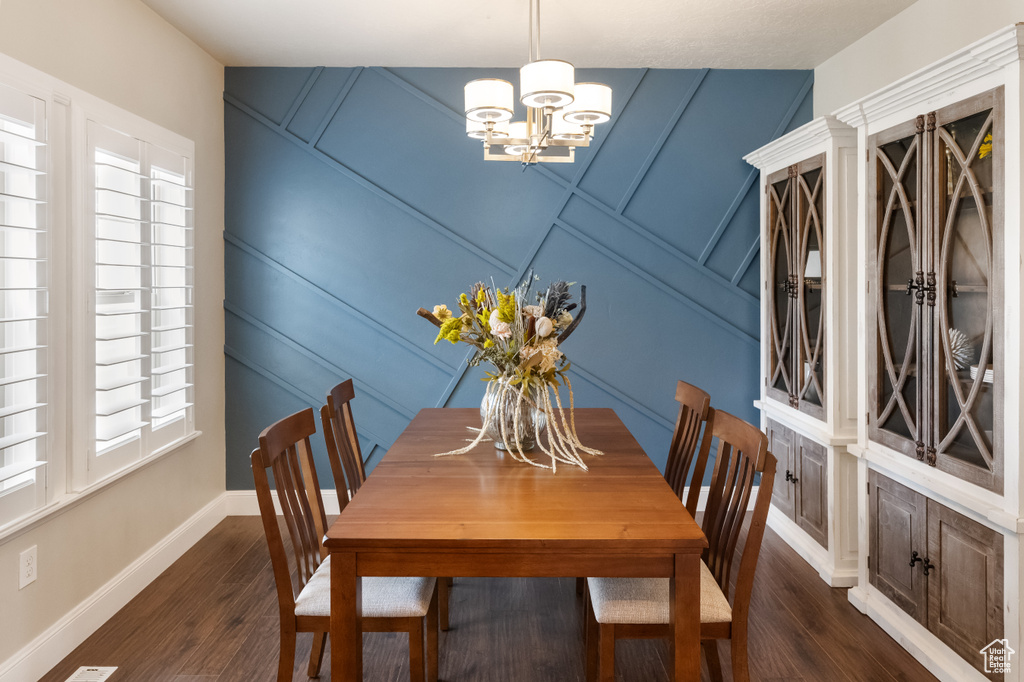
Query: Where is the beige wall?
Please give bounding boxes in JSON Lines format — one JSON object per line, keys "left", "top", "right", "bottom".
{"left": 0, "top": 0, "right": 225, "bottom": 665}
{"left": 814, "top": 0, "right": 1023, "bottom": 115}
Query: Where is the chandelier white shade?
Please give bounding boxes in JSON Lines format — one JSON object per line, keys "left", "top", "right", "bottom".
{"left": 464, "top": 0, "right": 611, "bottom": 165}
{"left": 519, "top": 59, "right": 575, "bottom": 108}
{"left": 562, "top": 83, "right": 613, "bottom": 124}
{"left": 465, "top": 79, "right": 515, "bottom": 123}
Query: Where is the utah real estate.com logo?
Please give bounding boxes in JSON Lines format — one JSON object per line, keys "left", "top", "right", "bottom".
{"left": 981, "top": 639, "right": 1015, "bottom": 674}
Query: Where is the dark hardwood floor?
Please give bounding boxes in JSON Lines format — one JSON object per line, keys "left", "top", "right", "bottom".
{"left": 42, "top": 516, "right": 937, "bottom": 682}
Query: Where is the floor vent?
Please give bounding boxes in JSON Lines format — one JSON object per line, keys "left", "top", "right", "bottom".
{"left": 65, "top": 667, "right": 117, "bottom": 682}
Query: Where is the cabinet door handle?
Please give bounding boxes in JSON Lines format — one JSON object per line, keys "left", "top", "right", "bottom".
{"left": 785, "top": 469, "right": 798, "bottom": 484}
{"left": 922, "top": 557, "right": 935, "bottom": 576}
{"left": 909, "top": 551, "right": 923, "bottom": 568}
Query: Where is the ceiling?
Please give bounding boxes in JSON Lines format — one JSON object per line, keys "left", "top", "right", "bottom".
{"left": 139, "top": 0, "right": 917, "bottom": 69}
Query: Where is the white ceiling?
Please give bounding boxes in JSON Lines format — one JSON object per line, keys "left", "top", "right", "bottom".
{"left": 139, "top": 0, "right": 917, "bottom": 69}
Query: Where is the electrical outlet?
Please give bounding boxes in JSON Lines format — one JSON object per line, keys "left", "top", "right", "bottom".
{"left": 19, "top": 545, "right": 37, "bottom": 589}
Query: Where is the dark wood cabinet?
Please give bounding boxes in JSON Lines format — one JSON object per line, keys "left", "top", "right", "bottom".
{"left": 869, "top": 471, "right": 1003, "bottom": 679}
{"left": 867, "top": 88, "right": 1004, "bottom": 493}
{"left": 768, "top": 418, "right": 828, "bottom": 549}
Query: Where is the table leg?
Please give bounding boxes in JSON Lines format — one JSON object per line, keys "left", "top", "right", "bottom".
{"left": 331, "top": 551, "right": 362, "bottom": 682}
{"left": 670, "top": 552, "right": 701, "bottom": 682}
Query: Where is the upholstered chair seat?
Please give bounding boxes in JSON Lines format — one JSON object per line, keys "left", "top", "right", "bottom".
{"left": 587, "top": 560, "right": 732, "bottom": 626}
{"left": 294, "top": 555, "right": 436, "bottom": 619}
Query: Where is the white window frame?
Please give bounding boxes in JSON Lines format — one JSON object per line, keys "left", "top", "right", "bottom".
{"left": 0, "top": 53, "right": 198, "bottom": 536}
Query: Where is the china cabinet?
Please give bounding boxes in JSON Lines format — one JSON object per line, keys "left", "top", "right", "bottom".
{"left": 835, "top": 23, "right": 1024, "bottom": 682}
{"left": 745, "top": 116, "right": 859, "bottom": 587}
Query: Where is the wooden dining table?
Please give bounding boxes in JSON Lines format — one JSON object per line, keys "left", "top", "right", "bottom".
{"left": 324, "top": 407, "right": 707, "bottom": 681}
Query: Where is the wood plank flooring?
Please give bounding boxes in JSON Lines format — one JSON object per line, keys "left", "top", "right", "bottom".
{"left": 41, "top": 516, "right": 937, "bottom": 682}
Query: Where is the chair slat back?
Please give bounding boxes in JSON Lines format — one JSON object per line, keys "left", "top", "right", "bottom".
{"left": 322, "top": 379, "right": 366, "bottom": 499}
{"left": 663, "top": 380, "right": 713, "bottom": 516}
{"left": 701, "top": 410, "right": 774, "bottom": 604}
{"left": 252, "top": 407, "right": 328, "bottom": 610}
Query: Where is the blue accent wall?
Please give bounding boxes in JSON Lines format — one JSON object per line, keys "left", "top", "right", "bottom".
{"left": 224, "top": 66, "right": 813, "bottom": 490}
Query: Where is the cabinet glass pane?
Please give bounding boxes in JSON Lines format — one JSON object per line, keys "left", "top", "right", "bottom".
{"left": 797, "top": 166, "right": 824, "bottom": 409}
{"left": 768, "top": 176, "right": 793, "bottom": 396}
{"left": 875, "top": 134, "right": 921, "bottom": 442}
{"left": 934, "top": 109, "right": 995, "bottom": 470}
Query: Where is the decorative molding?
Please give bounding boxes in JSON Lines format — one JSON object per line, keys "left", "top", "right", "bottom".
{"left": 616, "top": 69, "right": 709, "bottom": 214}
{"left": 224, "top": 66, "right": 812, "bottom": 487}
{"left": 224, "top": 93, "right": 516, "bottom": 275}
{"left": 833, "top": 24, "right": 1023, "bottom": 128}
{"left": 0, "top": 495, "right": 228, "bottom": 682}
{"left": 224, "top": 233, "right": 457, "bottom": 375}
{"left": 743, "top": 115, "right": 857, "bottom": 170}
{"left": 554, "top": 218, "right": 758, "bottom": 347}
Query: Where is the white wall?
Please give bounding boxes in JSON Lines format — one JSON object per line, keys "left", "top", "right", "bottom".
{"left": 0, "top": 0, "right": 225, "bottom": 669}
{"left": 814, "top": 0, "right": 1023, "bottom": 115}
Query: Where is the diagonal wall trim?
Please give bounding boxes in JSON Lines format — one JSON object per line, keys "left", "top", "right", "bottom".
{"left": 225, "top": 341, "right": 394, "bottom": 451}
{"left": 225, "top": 301, "right": 417, "bottom": 421}
{"left": 553, "top": 218, "right": 758, "bottom": 347}
{"left": 616, "top": 69, "right": 709, "bottom": 215}
{"left": 375, "top": 67, "right": 465, "bottom": 123}
{"left": 698, "top": 72, "right": 814, "bottom": 268}
{"left": 224, "top": 93, "right": 516, "bottom": 275}
{"left": 310, "top": 67, "right": 363, "bottom": 147}
{"left": 733, "top": 236, "right": 762, "bottom": 286}
{"left": 568, "top": 363, "right": 675, "bottom": 432}
{"left": 282, "top": 66, "right": 323, "bottom": 130}
{"left": 566, "top": 188, "right": 760, "bottom": 309}
{"left": 224, "top": 232, "right": 457, "bottom": 374}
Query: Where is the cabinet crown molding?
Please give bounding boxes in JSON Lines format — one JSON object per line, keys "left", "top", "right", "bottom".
{"left": 833, "top": 23, "right": 1023, "bottom": 128}
{"left": 743, "top": 115, "right": 856, "bottom": 170}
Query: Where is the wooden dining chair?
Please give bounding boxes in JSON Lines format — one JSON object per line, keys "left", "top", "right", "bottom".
{"left": 320, "top": 379, "right": 451, "bottom": 631}
{"left": 252, "top": 407, "right": 439, "bottom": 682}
{"left": 321, "top": 378, "right": 366, "bottom": 500}
{"left": 584, "top": 410, "right": 777, "bottom": 682}
{"left": 663, "top": 380, "right": 715, "bottom": 516}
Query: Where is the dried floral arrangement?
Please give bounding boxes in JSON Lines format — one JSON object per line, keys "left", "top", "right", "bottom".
{"left": 418, "top": 274, "right": 601, "bottom": 471}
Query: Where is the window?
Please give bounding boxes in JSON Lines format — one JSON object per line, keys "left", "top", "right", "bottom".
{"left": 0, "top": 80, "right": 48, "bottom": 524}
{"left": 0, "top": 55, "right": 196, "bottom": 530}
{"left": 85, "top": 123, "right": 195, "bottom": 484}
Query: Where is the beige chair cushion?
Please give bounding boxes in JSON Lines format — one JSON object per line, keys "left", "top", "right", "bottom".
{"left": 587, "top": 560, "right": 732, "bottom": 625}
{"left": 295, "top": 555, "right": 436, "bottom": 618}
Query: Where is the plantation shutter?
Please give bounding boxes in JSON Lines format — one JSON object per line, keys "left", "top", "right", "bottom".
{"left": 0, "top": 81, "right": 48, "bottom": 520}
{"left": 87, "top": 121, "right": 194, "bottom": 483}
{"left": 90, "top": 121, "right": 146, "bottom": 477}
{"left": 147, "top": 143, "right": 193, "bottom": 450}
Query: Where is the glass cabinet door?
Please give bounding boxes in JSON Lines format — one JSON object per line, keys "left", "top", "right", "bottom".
{"left": 931, "top": 92, "right": 1001, "bottom": 489}
{"left": 868, "top": 88, "right": 1003, "bottom": 493}
{"left": 767, "top": 168, "right": 794, "bottom": 405}
{"left": 795, "top": 159, "right": 825, "bottom": 418}
{"left": 872, "top": 122, "right": 923, "bottom": 456}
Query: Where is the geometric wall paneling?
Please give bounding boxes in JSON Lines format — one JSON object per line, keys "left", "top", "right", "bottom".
{"left": 224, "top": 65, "right": 812, "bottom": 490}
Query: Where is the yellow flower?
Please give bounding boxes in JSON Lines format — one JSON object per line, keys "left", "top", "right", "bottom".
{"left": 460, "top": 293, "right": 470, "bottom": 307}
{"left": 434, "top": 316, "right": 463, "bottom": 345}
{"left": 979, "top": 132, "right": 993, "bottom": 159}
{"left": 495, "top": 290, "right": 516, "bottom": 323}
{"left": 433, "top": 304, "right": 453, "bottom": 320}
{"left": 483, "top": 339, "right": 494, "bottom": 348}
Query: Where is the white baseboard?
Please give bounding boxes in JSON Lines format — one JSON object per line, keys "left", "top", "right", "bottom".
{"left": 223, "top": 489, "right": 344, "bottom": 516}
{"left": 0, "top": 494, "right": 229, "bottom": 682}
{"left": 766, "top": 506, "right": 858, "bottom": 588}
{"left": 860, "top": 586, "right": 993, "bottom": 682}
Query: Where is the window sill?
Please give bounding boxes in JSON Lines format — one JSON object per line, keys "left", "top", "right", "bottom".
{"left": 0, "top": 430, "right": 204, "bottom": 545}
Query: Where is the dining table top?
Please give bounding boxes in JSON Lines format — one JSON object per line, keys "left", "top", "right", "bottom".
{"left": 323, "top": 407, "right": 706, "bottom": 555}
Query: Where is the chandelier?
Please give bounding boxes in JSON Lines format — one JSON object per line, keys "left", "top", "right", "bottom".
{"left": 464, "top": 0, "right": 612, "bottom": 165}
